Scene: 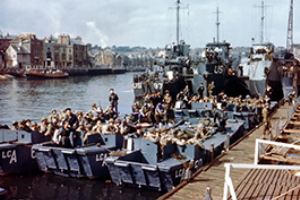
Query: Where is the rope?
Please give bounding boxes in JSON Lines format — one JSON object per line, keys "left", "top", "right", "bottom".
{"left": 271, "top": 184, "right": 300, "bottom": 200}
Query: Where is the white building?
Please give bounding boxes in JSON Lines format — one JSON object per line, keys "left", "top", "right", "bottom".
{"left": 5, "top": 44, "right": 30, "bottom": 68}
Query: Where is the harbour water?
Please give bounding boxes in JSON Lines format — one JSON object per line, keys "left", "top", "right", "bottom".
{"left": 0, "top": 73, "right": 162, "bottom": 200}
{"left": 0, "top": 73, "right": 135, "bottom": 125}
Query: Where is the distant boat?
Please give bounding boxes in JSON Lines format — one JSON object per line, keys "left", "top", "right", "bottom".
{"left": 7, "top": 68, "right": 25, "bottom": 77}
{"left": 25, "top": 68, "right": 69, "bottom": 79}
{"left": 0, "top": 74, "right": 13, "bottom": 80}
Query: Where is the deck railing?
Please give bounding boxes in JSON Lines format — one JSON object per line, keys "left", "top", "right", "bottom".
{"left": 254, "top": 138, "right": 300, "bottom": 164}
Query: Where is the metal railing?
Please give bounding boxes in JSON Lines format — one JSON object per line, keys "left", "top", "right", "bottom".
{"left": 254, "top": 138, "right": 300, "bottom": 164}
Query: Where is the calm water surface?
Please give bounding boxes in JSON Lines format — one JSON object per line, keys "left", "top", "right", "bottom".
{"left": 0, "top": 73, "right": 135, "bottom": 124}
{"left": 0, "top": 73, "right": 162, "bottom": 200}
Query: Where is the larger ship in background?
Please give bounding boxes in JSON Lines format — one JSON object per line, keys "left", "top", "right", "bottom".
{"left": 133, "top": 2, "right": 250, "bottom": 100}
{"left": 197, "top": 6, "right": 250, "bottom": 97}
{"left": 133, "top": 0, "right": 205, "bottom": 100}
{"left": 239, "top": 0, "right": 276, "bottom": 98}
{"left": 240, "top": 42, "right": 274, "bottom": 97}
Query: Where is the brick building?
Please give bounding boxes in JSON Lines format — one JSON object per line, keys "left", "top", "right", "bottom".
{"left": 73, "top": 43, "right": 88, "bottom": 67}
{"left": 0, "top": 39, "right": 12, "bottom": 68}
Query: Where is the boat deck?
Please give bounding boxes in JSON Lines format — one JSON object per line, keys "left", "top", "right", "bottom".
{"left": 159, "top": 104, "right": 292, "bottom": 200}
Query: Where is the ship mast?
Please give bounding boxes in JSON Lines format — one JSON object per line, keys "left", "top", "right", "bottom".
{"left": 176, "top": 0, "right": 181, "bottom": 45}
{"left": 215, "top": 7, "right": 221, "bottom": 43}
{"left": 254, "top": 0, "right": 267, "bottom": 43}
{"left": 286, "top": 0, "right": 293, "bottom": 52}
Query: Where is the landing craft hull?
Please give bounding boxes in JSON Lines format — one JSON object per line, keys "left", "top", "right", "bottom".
{"left": 0, "top": 143, "right": 37, "bottom": 175}
{"left": 105, "top": 126, "right": 248, "bottom": 192}
{"left": 33, "top": 143, "right": 112, "bottom": 179}
{"left": 105, "top": 151, "right": 191, "bottom": 191}
{"left": 0, "top": 129, "right": 49, "bottom": 176}
{"left": 33, "top": 134, "right": 123, "bottom": 179}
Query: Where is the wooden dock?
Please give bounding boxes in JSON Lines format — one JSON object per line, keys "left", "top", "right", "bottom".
{"left": 159, "top": 104, "right": 293, "bottom": 200}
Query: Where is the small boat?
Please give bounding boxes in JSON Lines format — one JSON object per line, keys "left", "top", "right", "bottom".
{"left": 25, "top": 69, "right": 69, "bottom": 79}
{"left": 6, "top": 68, "right": 25, "bottom": 78}
{"left": 0, "top": 129, "right": 50, "bottom": 175}
{"left": 0, "top": 75, "right": 13, "bottom": 80}
{"left": 32, "top": 133, "right": 123, "bottom": 179}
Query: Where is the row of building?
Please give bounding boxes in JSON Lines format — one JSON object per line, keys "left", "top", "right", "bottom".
{"left": 1, "top": 33, "right": 204, "bottom": 73}
{"left": 0, "top": 33, "right": 91, "bottom": 69}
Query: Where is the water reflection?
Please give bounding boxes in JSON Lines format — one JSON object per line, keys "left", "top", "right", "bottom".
{"left": 0, "top": 174, "right": 162, "bottom": 200}
{"left": 0, "top": 74, "right": 135, "bottom": 124}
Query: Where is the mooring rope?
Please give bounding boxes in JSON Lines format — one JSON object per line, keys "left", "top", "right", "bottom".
{"left": 271, "top": 184, "right": 300, "bottom": 200}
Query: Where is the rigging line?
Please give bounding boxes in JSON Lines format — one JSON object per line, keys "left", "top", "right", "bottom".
{"left": 271, "top": 184, "right": 300, "bottom": 200}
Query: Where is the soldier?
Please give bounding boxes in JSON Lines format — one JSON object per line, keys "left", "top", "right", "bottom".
{"left": 109, "top": 88, "right": 119, "bottom": 114}
{"left": 207, "top": 82, "right": 215, "bottom": 98}
{"left": 154, "top": 103, "right": 165, "bottom": 124}
{"left": 262, "top": 105, "right": 268, "bottom": 123}
{"left": 57, "top": 120, "right": 72, "bottom": 148}
{"left": 163, "top": 90, "right": 173, "bottom": 107}
{"left": 263, "top": 119, "right": 272, "bottom": 139}
{"left": 64, "top": 108, "right": 79, "bottom": 131}
{"left": 197, "top": 83, "right": 205, "bottom": 99}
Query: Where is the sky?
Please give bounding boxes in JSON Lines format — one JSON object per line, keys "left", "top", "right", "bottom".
{"left": 0, "top": 0, "right": 299, "bottom": 48}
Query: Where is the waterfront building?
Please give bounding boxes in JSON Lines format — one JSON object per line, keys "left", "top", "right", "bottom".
{"left": 5, "top": 44, "right": 31, "bottom": 68}
{"left": 71, "top": 36, "right": 89, "bottom": 68}
{"left": 52, "top": 43, "right": 71, "bottom": 68}
{"left": 43, "top": 36, "right": 56, "bottom": 68}
{"left": 55, "top": 34, "right": 73, "bottom": 68}
{"left": 8, "top": 34, "right": 44, "bottom": 69}
{"left": 94, "top": 48, "right": 115, "bottom": 67}
{"left": 0, "top": 38, "right": 13, "bottom": 68}
{"left": 51, "top": 34, "right": 89, "bottom": 68}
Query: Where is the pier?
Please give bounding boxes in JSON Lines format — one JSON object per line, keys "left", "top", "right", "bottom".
{"left": 159, "top": 103, "right": 293, "bottom": 199}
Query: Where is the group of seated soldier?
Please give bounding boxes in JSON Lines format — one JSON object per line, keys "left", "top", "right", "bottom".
{"left": 1, "top": 85, "right": 272, "bottom": 149}
{"left": 4, "top": 104, "right": 137, "bottom": 148}
{"left": 143, "top": 119, "right": 217, "bottom": 149}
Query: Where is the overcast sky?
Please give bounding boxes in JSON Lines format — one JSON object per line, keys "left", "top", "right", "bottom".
{"left": 0, "top": 0, "right": 299, "bottom": 48}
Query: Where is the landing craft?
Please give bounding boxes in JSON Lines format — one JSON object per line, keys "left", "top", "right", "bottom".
{"left": 200, "top": 41, "right": 250, "bottom": 97}
{"left": 240, "top": 43, "right": 274, "bottom": 97}
{"left": 0, "top": 129, "right": 49, "bottom": 175}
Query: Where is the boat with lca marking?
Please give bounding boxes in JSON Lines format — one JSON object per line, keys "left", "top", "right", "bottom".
{"left": 104, "top": 119, "right": 244, "bottom": 191}
{"left": 32, "top": 133, "right": 123, "bottom": 179}
{"left": 0, "top": 129, "right": 50, "bottom": 175}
